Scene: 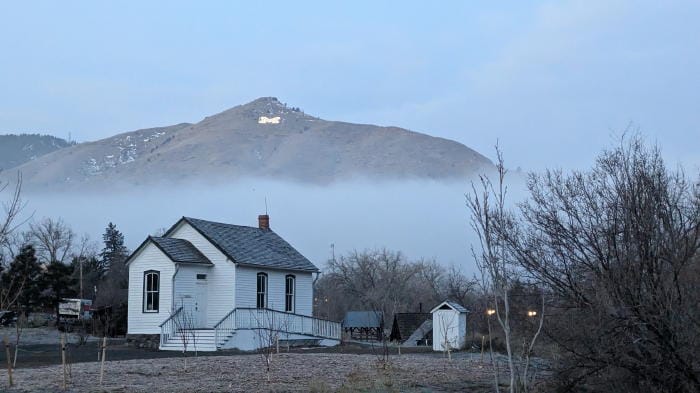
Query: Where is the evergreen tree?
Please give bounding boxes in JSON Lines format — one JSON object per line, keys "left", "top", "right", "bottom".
{"left": 95, "top": 222, "right": 129, "bottom": 307}
{"left": 1, "top": 244, "right": 43, "bottom": 314}
{"left": 40, "top": 261, "right": 76, "bottom": 321}
{"left": 99, "top": 222, "right": 129, "bottom": 272}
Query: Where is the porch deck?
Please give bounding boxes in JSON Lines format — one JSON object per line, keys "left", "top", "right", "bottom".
{"left": 159, "top": 307, "right": 341, "bottom": 351}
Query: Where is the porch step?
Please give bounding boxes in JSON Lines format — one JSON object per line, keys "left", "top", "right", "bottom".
{"left": 159, "top": 329, "right": 227, "bottom": 352}
{"left": 159, "top": 343, "right": 217, "bottom": 352}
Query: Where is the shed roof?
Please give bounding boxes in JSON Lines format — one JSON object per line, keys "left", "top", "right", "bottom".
{"left": 390, "top": 313, "right": 431, "bottom": 342}
{"left": 150, "top": 237, "right": 212, "bottom": 265}
{"left": 175, "top": 217, "right": 319, "bottom": 272}
{"left": 342, "top": 311, "right": 383, "bottom": 328}
{"left": 404, "top": 319, "right": 433, "bottom": 346}
{"left": 430, "top": 300, "right": 469, "bottom": 314}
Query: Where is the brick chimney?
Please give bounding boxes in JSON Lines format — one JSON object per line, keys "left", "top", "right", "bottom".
{"left": 258, "top": 214, "right": 270, "bottom": 230}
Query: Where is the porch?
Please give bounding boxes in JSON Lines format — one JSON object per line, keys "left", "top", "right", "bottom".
{"left": 159, "top": 307, "right": 341, "bottom": 351}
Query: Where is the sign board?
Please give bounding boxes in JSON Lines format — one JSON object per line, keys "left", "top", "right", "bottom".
{"left": 58, "top": 298, "right": 93, "bottom": 318}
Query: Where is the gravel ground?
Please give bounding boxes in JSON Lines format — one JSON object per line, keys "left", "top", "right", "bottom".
{"left": 0, "top": 329, "right": 550, "bottom": 392}
{"left": 0, "top": 327, "right": 97, "bottom": 346}
{"left": 0, "top": 352, "right": 529, "bottom": 392}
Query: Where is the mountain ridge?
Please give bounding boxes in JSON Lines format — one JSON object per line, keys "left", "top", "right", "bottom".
{"left": 0, "top": 134, "right": 72, "bottom": 172}
{"left": 3, "top": 97, "right": 492, "bottom": 191}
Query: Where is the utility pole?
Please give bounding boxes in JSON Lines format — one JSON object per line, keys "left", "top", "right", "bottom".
{"left": 79, "top": 257, "right": 84, "bottom": 299}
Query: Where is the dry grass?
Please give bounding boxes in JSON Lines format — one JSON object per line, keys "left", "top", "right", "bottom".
{"left": 1, "top": 352, "right": 507, "bottom": 392}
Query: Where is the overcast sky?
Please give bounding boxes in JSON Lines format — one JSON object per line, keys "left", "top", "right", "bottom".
{"left": 1, "top": 0, "right": 698, "bottom": 172}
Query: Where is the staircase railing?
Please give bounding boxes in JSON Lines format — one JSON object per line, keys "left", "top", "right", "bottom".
{"left": 158, "top": 306, "right": 183, "bottom": 348}
{"left": 234, "top": 308, "right": 341, "bottom": 340}
{"left": 213, "top": 308, "right": 237, "bottom": 348}
{"left": 207, "top": 308, "right": 341, "bottom": 350}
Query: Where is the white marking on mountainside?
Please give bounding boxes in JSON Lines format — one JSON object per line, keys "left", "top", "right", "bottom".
{"left": 258, "top": 116, "right": 281, "bottom": 124}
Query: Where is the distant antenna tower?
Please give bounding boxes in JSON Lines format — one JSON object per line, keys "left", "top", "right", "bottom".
{"left": 264, "top": 197, "right": 269, "bottom": 215}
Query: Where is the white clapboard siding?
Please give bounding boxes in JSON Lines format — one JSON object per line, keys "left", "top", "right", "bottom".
{"left": 295, "top": 272, "right": 314, "bottom": 316}
{"left": 173, "top": 264, "right": 213, "bottom": 325}
{"left": 169, "top": 222, "right": 236, "bottom": 326}
{"left": 127, "top": 243, "right": 176, "bottom": 334}
{"left": 432, "top": 309, "right": 467, "bottom": 352}
{"left": 235, "top": 266, "right": 313, "bottom": 316}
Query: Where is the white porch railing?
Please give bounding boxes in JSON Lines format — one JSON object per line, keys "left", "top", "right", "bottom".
{"left": 158, "top": 306, "right": 183, "bottom": 348}
{"left": 213, "top": 308, "right": 341, "bottom": 348}
{"left": 213, "top": 308, "right": 237, "bottom": 347}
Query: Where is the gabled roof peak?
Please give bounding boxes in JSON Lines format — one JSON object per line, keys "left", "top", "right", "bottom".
{"left": 430, "top": 300, "right": 469, "bottom": 314}
{"left": 169, "top": 216, "right": 318, "bottom": 273}
{"left": 125, "top": 235, "right": 212, "bottom": 266}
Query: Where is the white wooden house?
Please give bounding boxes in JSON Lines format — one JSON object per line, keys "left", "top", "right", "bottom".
{"left": 431, "top": 300, "right": 468, "bottom": 352}
{"left": 126, "top": 215, "right": 341, "bottom": 351}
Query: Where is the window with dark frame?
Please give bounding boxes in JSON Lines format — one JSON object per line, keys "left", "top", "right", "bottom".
{"left": 285, "top": 275, "right": 295, "bottom": 313}
{"left": 256, "top": 273, "right": 267, "bottom": 308}
{"left": 143, "top": 271, "right": 160, "bottom": 312}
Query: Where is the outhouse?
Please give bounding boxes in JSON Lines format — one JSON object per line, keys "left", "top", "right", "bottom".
{"left": 431, "top": 300, "right": 468, "bottom": 352}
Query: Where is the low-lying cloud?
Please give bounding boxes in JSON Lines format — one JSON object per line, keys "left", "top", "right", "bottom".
{"left": 20, "top": 177, "right": 527, "bottom": 276}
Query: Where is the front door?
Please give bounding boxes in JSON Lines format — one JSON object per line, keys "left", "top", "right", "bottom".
{"left": 194, "top": 275, "right": 208, "bottom": 328}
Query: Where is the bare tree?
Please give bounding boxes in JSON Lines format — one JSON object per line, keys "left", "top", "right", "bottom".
{"left": 1, "top": 231, "right": 33, "bottom": 262}
{"left": 0, "top": 174, "right": 29, "bottom": 267}
{"left": 250, "top": 308, "right": 289, "bottom": 382}
{"left": 498, "top": 136, "right": 700, "bottom": 392}
{"left": 0, "top": 174, "right": 27, "bottom": 251}
{"left": 521, "top": 294, "right": 544, "bottom": 390}
{"left": 71, "top": 234, "right": 100, "bottom": 299}
{"left": 29, "top": 217, "right": 75, "bottom": 264}
{"left": 13, "top": 313, "right": 27, "bottom": 367}
{"left": 172, "top": 307, "right": 197, "bottom": 372}
{"left": 443, "top": 265, "right": 477, "bottom": 307}
{"left": 0, "top": 174, "right": 30, "bottom": 312}
{"left": 326, "top": 249, "right": 422, "bottom": 326}
{"left": 468, "top": 145, "right": 517, "bottom": 393}
{"left": 436, "top": 311, "right": 457, "bottom": 361}
{"left": 468, "top": 145, "right": 546, "bottom": 393}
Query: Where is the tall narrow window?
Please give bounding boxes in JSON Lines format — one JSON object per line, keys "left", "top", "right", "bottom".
{"left": 143, "top": 271, "right": 160, "bottom": 312}
{"left": 256, "top": 273, "right": 267, "bottom": 309}
{"left": 285, "top": 275, "right": 295, "bottom": 313}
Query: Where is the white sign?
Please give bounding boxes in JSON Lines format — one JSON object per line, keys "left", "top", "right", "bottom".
{"left": 258, "top": 116, "right": 281, "bottom": 124}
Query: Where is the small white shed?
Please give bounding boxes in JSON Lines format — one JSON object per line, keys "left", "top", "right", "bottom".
{"left": 431, "top": 300, "right": 468, "bottom": 352}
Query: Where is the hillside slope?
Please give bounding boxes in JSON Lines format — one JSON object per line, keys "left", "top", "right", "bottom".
{"left": 0, "top": 134, "right": 71, "bottom": 172}
{"left": 6, "top": 98, "right": 492, "bottom": 191}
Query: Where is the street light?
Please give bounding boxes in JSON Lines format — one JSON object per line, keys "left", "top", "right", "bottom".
{"left": 527, "top": 310, "right": 537, "bottom": 317}
{"left": 483, "top": 308, "right": 497, "bottom": 365}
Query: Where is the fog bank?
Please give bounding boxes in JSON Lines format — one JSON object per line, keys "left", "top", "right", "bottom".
{"left": 23, "top": 177, "right": 527, "bottom": 276}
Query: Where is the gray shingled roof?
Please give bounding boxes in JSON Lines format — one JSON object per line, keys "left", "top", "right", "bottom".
{"left": 183, "top": 217, "right": 319, "bottom": 272}
{"left": 150, "top": 237, "right": 212, "bottom": 265}
{"left": 404, "top": 319, "right": 433, "bottom": 346}
{"left": 390, "top": 313, "right": 431, "bottom": 342}
{"left": 342, "top": 311, "right": 383, "bottom": 328}
{"left": 431, "top": 300, "right": 469, "bottom": 313}
{"left": 444, "top": 300, "right": 469, "bottom": 313}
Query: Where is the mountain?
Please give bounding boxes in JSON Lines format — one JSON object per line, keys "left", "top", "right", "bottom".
{"left": 0, "top": 134, "right": 72, "bottom": 172}
{"left": 4, "top": 98, "right": 492, "bottom": 191}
